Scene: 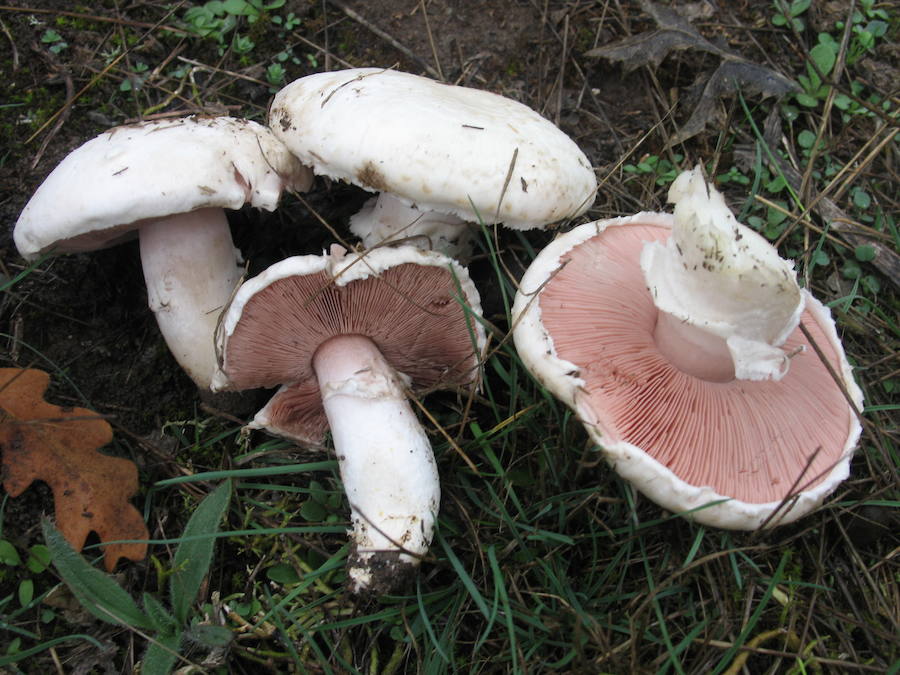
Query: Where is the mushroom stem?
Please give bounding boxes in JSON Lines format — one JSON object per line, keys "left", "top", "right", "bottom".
{"left": 349, "top": 192, "right": 471, "bottom": 257}
{"left": 312, "top": 333, "right": 440, "bottom": 593}
{"left": 641, "top": 167, "right": 805, "bottom": 382}
{"left": 139, "top": 208, "right": 243, "bottom": 390}
{"left": 652, "top": 310, "right": 735, "bottom": 382}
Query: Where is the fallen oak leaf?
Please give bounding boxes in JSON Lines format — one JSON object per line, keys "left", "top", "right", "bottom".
{"left": 673, "top": 59, "right": 797, "bottom": 148}
{"left": 587, "top": 0, "right": 797, "bottom": 146}
{"left": 588, "top": 0, "right": 732, "bottom": 68}
{"left": 0, "top": 368, "right": 148, "bottom": 571}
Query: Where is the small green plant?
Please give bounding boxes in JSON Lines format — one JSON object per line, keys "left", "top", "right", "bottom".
{"left": 0, "top": 499, "right": 58, "bottom": 665}
{"left": 220, "top": 0, "right": 286, "bottom": 23}
{"left": 181, "top": 0, "right": 288, "bottom": 53}
{"left": 0, "top": 540, "right": 51, "bottom": 611}
{"left": 271, "top": 11, "right": 301, "bottom": 31}
{"left": 795, "top": 33, "right": 838, "bottom": 107}
{"left": 43, "top": 481, "right": 232, "bottom": 675}
{"left": 297, "top": 479, "right": 342, "bottom": 523}
{"left": 622, "top": 153, "right": 683, "bottom": 186}
{"left": 746, "top": 206, "right": 789, "bottom": 241}
{"left": 836, "top": 0, "right": 890, "bottom": 65}
{"left": 796, "top": 128, "right": 827, "bottom": 155}
{"left": 781, "top": 1, "right": 892, "bottom": 112}
{"left": 231, "top": 34, "right": 255, "bottom": 54}
{"left": 266, "top": 62, "right": 286, "bottom": 86}
{"left": 831, "top": 79, "right": 890, "bottom": 121}
{"left": 850, "top": 185, "right": 872, "bottom": 211}
{"left": 842, "top": 244, "right": 881, "bottom": 296}
{"left": 119, "top": 62, "right": 149, "bottom": 92}
{"left": 182, "top": 2, "right": 238, "bottom": 42}
{"left": 40, "top": 28, "right": 68, "bottom": 54}
{"left": 771, "top": 0, "right": 810, "bottom": 32}
{"left": 716, "top": 165, "right": 751, "bottom": 186}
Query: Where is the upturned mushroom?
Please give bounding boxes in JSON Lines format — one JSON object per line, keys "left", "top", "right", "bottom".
{"left": 268, "top": 68, "right": 597, "bottom": 257}
{"left": 212, "top": 244, "right": 486, "bottom": 592}
{"left": 14, "top": 116, "right": 312, "bottom": 391}
{"left": 512, "top": 167, "right": 863, "bottom": 529}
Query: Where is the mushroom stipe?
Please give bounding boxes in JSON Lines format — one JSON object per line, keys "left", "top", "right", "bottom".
{"left": 213, "top": 245, "right": 486, "bottom": 593}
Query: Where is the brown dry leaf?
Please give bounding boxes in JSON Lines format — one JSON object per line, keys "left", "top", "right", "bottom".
{"left": 587, "top": 0, "right": 797, "bottom": 146}
{"left": 0, "top": 368, "right": 148, "bottom": 571}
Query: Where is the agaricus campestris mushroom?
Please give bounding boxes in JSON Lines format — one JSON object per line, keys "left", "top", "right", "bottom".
{"left": 512, "top": 167, "right": 863, "bottom": 529}
{"left": 268, "top": 67, "right": 597, "bottom": 257}
{"left": 14, "top": 116, "right": 312, "bottom": 391}
{"left": 212, "top": 244, "right": 486, "bottom": 592}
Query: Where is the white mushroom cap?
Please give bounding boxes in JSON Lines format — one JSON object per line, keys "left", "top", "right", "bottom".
{"left": 513, "top": 213, "right": 863, "bottom": 530}
{"left": 14, "top": 116, "right": 312, "bottom": 258}
{"left": 268, "top": 68, "right": 597, "bottom": 232}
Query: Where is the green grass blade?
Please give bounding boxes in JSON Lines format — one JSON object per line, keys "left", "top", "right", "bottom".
{"left": 682, "top": 527, "right": 706, "bottom": 567}
{"left": 711, "top": 550, "right": 791, "bottom": 674}
{"left": 487, "top": 545, "right": 518, "bottom": 673}
{"left": 416, "top": 576, "right": 450, "bottom": 663}
{"left": 436, "top": 530, "right": 490, "bottom": 619}
{"left": 154, "top": 462, "right": 337, "bottom": 486}
{"left": 0, "top": 634, "right": 106, "bottom": 666}
{"left": 42, "top": 519, "right": 153, "bottom": 629}
{"left": 170, "top": 480, "right": 232, "bottom": 625}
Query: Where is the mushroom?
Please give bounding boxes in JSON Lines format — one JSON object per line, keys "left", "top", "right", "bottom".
{"left": 512, "top": 167, "right": 863, "bottom": 529}
{"left": 14, "top": 116, "right": 312, "bottom": 391}
{"left": 212, "top": 244, "right": 486, "bottom": 592}
{"left": 268, "top": 68, "right": 597, "bottom": 258}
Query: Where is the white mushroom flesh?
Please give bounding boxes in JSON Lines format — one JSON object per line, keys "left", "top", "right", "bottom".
{"left": 349, "top": 193, "right": 470, "bottom": 258}
{"left": 641, "top": 167, "right": 805, "bottom": 381}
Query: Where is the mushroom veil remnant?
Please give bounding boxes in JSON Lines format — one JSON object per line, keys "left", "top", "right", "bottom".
{"left": 268, "top": 68, "right": 597, "bottom": 258}
{"left": 14, "top": 116, "right": 313, "bottom": 392}
{"left": 213, "top": 245, "right": 486, "bottom": 593}
{"left": 512, "top": 167, "right": 862, "bottom": 529}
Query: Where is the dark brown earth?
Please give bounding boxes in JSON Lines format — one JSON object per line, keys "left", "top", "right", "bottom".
{"left": 0, "top": 0, "right": 897, "bottom": 672}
